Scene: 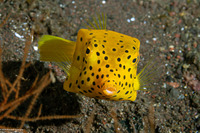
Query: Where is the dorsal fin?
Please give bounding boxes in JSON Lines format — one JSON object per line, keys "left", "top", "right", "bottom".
{"left": 84, "top": 13, "right": 107, "bottom": 30}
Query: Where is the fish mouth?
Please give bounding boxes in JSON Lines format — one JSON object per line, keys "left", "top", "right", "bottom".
{"left": 102, "top": 80, "right": 117, "bottom": 96}
{"left": 103, "top": 87, "right": 117, "bottom": 96}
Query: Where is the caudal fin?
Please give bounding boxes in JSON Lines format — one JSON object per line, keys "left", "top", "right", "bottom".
{"left": 38, "top": 35, "right": 76, "bottom": 75}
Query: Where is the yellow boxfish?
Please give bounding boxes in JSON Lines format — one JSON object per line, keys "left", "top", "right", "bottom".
{"left": 38, "top": 14, "right": 156, "bottom": 101}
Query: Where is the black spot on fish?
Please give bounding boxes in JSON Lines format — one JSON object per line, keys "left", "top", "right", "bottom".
{"left": 110, "top": 69, "right": 113, "bottom": 72}
{"left": 119, "top": 64, "right": 122, "bottom": 67}
{"left": 104, "top": 56, "right": 108, "bottom": 60}
{"left": 69, "top": 83, "right": 72, "bottom": 88}
{"left": 86, "top": 48, "right": 90, "bottom": 54}
{"left": 112, "top": 48, "right": 116, "bottom": 51}
{"left": 88, "top": 90, "right": 92, "bottom": 93}
{"left": 89, "top": 33, "right": 93, "bottom": 35}
{"left": 127, "top": 55, "right": 131, "bottom": 59}
{"left": 83, "top": 67, "right": 86, "bottom": 71}
{"left": 80, "top": 37, "right": 83, "bottom": 41}
{"left": 96, "top": 52, "right": 100, "bottom": 56}
{"left": 133, "top": 58, "right": 136, "bottom": 63}
{"left": 123, "top": 75, "right": 126, "bottom": 79}
{"left": 98, "top": 92, "right": 102, "bottom": 95}
{"left": 89, "top": 66, "right": 92, "bottom": 70}
{"left": 128, "top": 96, "right": 132, "bottom": 99}
{"left": 123, "top": 65, "right": 126, "bottom": 69}
{"left": 118, "top": 98, "right": 123, "bottom": 100}
{"left": 97, "top": 60, "right": 100, "bottom": 64}
{"left": 102, "top": 50, "right": 105, "bottom": 54}
{"left": 130, "top": 74, "right": 132, "bottom": 79}
{"left": 101, "top": 74, "right": 104, "bottom": 78}
{"left": 119, "top": 40, "right": 123, "bottom": 42}
{"left": 102, "top": 45, "right": 105, "bottom": 48}
{"left": 113, "top": 95, "right": 117, "bottom": 97}
{"left": 120, "top": 46, "right": 124, "bottom": 48}
{"left": 83, "top": 90, "right": 87, "bottom": 93}
{"left": 91, "top": 73, "right": 94, "bottom": 76}
{"left": 117, "top": 90, "right": 120, "bottom": 93}
{"left": 91, "top": 87, "right": 94, "bottom": 90}
{"left": 117, "top": 58, "right": 121, "bottom": 62}
{"left": 125, "top": 50, "right": 129, "bottom": 53}
{"left": 96, "top": 75, "right": 99, "bottom": 79}
{"left": 128, "top": 68, "right": 131, "bottom": 72}
{"left": 84, "top": 71, "right": 87, "bottom": 75}
{"left": 81, "top": 80, "right": 84, "bottom": 84}
{"left": 77, "top": 56, "right": 80, "bottom": 61}
{"left": 94, "top": 44, "right": 98, "bottom": 47}
{"left": 118, "top": 74, "right": 121, "bottom": 78}
{"left": 103, "top": 40, "right": 106, "bottom": 42}
{"left": 121, "top": 83, "right": 124, "bottom": 87}
{"left": 106, "top": 74, "right": 109, "bottom": 77}
{"left": 105, "top": 64, "right": 109, "bottom": 68}
{"left": 92, "top": 81, "right": 96, "bottom": 85}
{"left": 133, "top": 46, "right": 135, "bottom": 50}
{"left": 78, "top": 85, "right": 81, "bottom": 89}
{"left": 98, "top": 68, "right": 101, "bottom": 72}
{"left": 76, "top": 80, "right": 78, "bottom": 84}
{"left": 87, "top": 77, "right": 90, "bottom": 82}
{"left": 79, "top": 91, "right": 83, "bottom": 94}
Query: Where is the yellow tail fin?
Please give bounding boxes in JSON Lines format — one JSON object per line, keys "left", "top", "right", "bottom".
{"left": 38, "top": 35, "right": 76, "bottom": 75}
{"left": 38, "top": 35, "right": 76, "bottom": 62}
